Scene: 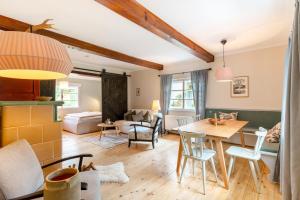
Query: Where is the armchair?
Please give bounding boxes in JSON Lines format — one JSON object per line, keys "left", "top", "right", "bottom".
{"left": 0, "top": 139, "right": 101, "bottom": 200}
{"left": 128, "top": 116, "right": 162, "bottom": 149}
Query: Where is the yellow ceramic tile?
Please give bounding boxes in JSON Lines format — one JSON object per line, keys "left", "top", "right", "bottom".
{"left": 2, "top": 106, "right": 30, "bottom": 128}
{"left": 43, "top": 123, "right": 62, "bottom": 142}
{"left": 32, "top": 142, "right": 54, "bottom": 163}
{"left": 1, "top": 128, "right": 18, "bottom": 146}
{"left": 53, "top": 139, "right": 62, "bottom": 158}
{"left": 19, "top": 126, "right": 43, "bottom": 145}
{"left": 31, "top": 105, "right": 54, "bottom": 125}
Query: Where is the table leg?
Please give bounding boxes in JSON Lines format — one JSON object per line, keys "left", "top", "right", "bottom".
{"left": 99, "top": 127, "right": 103, "bottom": 140}
{"left": 215, "top": 139, "right": 229, "bottom": 189}
{"left": 176, "top": 137, "right": 183, "bottom": 175}
{"left": 115, "top": 126, "right": 120, "bottom": 136}
{"left": 239, "top": 130, "right": 245, "bottom": 147}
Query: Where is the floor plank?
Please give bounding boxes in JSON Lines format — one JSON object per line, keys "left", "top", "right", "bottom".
{"left": 62, "top": 132, "right": 281, "bottom": 200}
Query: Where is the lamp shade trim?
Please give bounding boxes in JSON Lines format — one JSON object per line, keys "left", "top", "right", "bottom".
{"left": 0, "top": 31, "right": 73, "bottom": 80}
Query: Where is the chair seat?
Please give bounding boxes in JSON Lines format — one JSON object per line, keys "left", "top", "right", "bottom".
{"left": 187, "top": 148, "right": 216, "bottom": 161}
{"left": 128, "top": 126, "right": 155, "bottom": 140}
{"left": 226, "top": 146, "right": 261, "bottom": 160}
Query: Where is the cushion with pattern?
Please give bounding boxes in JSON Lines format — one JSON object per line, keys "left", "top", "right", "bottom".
{"left": 219, "top": 112, "right": 238, "bottom": 120}
{"left": 266, "top": 122, "right": 281, "bottom": 143}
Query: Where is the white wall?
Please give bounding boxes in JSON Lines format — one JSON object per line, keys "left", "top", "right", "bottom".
{"left": 59, "top": 76, "right": 102, "bottom": 115}
{"left": 129, "top": 45, "right": 287, "bottom": 112}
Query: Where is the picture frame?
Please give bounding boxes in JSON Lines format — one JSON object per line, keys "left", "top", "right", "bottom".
{"left": 136, "top": 88, "right": 140, "bottom": 96}
{"left": 231, "top": 76, "right": 249, "bottom": 97}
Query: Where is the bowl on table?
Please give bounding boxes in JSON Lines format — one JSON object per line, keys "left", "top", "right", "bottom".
{"left": 208, "top": 118, "right": 226, "bottom": 125}
{"left": 35, "top": 96, "right": 53, "bottom": 101}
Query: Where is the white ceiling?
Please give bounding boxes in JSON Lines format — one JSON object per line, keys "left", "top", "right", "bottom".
{"left": 0, "top": 0, "right": 294, "bottom": 72}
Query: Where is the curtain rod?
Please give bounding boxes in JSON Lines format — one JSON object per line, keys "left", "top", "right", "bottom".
{"left": 157, "top": 68, "right": 212, "bottom": 77}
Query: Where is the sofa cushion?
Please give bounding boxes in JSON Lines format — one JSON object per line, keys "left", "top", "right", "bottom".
{"left": 266, "top": 122, "right": 281, "bottom": 143}
{"left": 124, "top": 111, "right": 134, "bottom": 121}
{"left": 129, "top": 127, "right": 157, "bottom": 140}
{"left": 132, "top": 111, "right": 144, "bottom": 122}
{"left": 219, "top": 112, "right": 238, "bottom": 120}
{"left": 143, "top": 111, "right": 151, "bottom": 123}
{"left": 0, "top": 140, "right": 44, "bottom": 199}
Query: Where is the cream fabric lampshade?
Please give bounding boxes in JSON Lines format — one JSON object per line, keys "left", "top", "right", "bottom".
{"left": 152, "top": 100, "right": 161, "bottom": 112}
{"left": 215, "top": 66, "right": 233, "bottom": 82}
{"left": 0, "top": 31, "right": 73, "bottom": 80}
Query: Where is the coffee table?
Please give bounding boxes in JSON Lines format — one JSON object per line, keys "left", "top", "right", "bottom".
{"left": 97, "top": 123, "right": 120, "bottom": 139}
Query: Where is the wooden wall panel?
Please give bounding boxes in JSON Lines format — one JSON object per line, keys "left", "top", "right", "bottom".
{"left": 0, "top": 77, "right": 40, "bottom": 100}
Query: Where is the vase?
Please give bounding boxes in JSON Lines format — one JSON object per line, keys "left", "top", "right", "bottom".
{"left": 44, "top": 168, "right": 81, "bottom": 200}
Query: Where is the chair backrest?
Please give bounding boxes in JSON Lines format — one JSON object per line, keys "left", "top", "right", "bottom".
{"left": 178, "top": 129, "right": 206, "bottom": 158}
{"left": 254, "top": 127, "right": 268, "bottom": 154}
{"left": 0, "top": 140, "right": 44, "bottom": 199}
{"left": 192, "top": 114, "right": 201, "bottom": 122}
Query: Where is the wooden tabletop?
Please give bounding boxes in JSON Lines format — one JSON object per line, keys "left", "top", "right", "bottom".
{"left": 176, "top": 119, "right": 248, "bottom": 139}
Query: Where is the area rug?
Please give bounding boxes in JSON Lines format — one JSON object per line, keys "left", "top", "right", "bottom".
{"left": 95, "top": 162, "right": 129, "bottom": 184}
{"left": 83, "top": 133, "right": 128, "bottom": 149}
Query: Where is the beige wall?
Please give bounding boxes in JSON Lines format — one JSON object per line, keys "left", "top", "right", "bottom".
{"left": 59, "top": 77, "right": 102, "bottom": 115}
{"left": 129, "top": 69, "right": 160, "bottom": 109}
{"left": 129, "top": 45, "right": 287, "bottom": 111}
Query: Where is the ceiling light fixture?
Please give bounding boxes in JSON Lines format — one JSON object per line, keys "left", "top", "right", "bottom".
{"left": 0, "top": 31, "right": 73, "bottom": 80}
{"left": 215, "top": 39, "right": 233, "bottom": 82}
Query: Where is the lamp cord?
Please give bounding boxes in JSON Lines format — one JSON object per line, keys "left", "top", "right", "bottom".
{"left": 222, "top": 43, "right": 226, "bottom": 68}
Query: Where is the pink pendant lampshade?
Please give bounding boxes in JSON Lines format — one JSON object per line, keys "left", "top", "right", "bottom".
{"left": 215, "top": 66, "right": 233, "bottom": 82}
{"left": 215, "top": 39, "right": 233, "bottom": 82}
{"left": 0, "top": 31, "right": 73, "bottom": 80}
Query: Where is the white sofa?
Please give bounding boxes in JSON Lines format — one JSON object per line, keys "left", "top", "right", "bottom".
{"left": 114, "top": 109, "right": 158, "bottom": 134}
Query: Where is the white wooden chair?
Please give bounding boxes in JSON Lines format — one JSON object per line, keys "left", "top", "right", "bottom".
{"left": 178, "top": 129, "right": 218, "bottom": 195}
{"left": 192, "top": 115, "right": 215, "bottom": 151}
{"left": 225, "top": 127, "right": 268, "bottom": 192}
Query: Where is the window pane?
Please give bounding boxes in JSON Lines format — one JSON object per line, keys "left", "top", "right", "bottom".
{"left": 170, "top": 99, "right": 183, "bottom": 109}
{"left": 171, "top": 80, "right": 183, "bottom": 90}
{"left": 184, "top": 100, "right": 195, "bottom": 110}
{"left": 171, "top": 91, "right": 183, "bottom": 99}
{"left": 184, "top": 80, "right": 192, "bottom": 90}
{"left": 184, "top": 90, "right": 193, "bottom": 99}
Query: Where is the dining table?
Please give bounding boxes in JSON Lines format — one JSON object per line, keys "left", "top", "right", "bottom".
{"left": 175, "top": 119, "right": 248, "bottom": 189}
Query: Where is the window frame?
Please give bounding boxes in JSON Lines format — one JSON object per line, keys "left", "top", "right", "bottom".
{"left": 169, "top": 79, "right": 195, "bottom": 111}
{"left": 56, "top": 83, "right": 80, "bottom": 109}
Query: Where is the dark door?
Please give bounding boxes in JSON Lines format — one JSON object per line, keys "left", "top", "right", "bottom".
{"left": 102, "top": 73, "right": 127, "bottom": 122}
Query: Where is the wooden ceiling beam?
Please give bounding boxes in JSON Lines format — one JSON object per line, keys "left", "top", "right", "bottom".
{"left": 95, "top": 0, "right": 214, "bottom": 62}
{"left": 0, "top": 15, "right": 163, "bottom": 70}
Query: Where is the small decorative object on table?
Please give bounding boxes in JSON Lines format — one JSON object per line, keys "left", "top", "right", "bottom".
{"left": 208, "top": 118, "right": 226, "bottom": 125}
{"left": 35, "top": 96, "right": 52, "bottom": 101}
{"left": 105, "top": 118, "right": 112, "bottom": 125}
{"left": 44, "top": 168, "right": 80, "bottom": 200}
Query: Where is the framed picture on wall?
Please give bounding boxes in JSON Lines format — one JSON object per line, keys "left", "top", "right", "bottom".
{"left": 231, "top": 76, "right": 249, "bottom": 97}
{"left": 136, "top": 88, "right": 140, "bottom": 96}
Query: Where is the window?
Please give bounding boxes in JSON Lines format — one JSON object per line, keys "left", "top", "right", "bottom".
{"left": 56, "top": 84, "right": 79, "bottom": 108}
{"left": 170, "top": 79, "right": 195, "bottom": 110}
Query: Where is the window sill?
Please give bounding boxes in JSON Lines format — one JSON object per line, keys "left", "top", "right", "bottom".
{"left": 169, "top": 108, "right": 195, "bottom": 112}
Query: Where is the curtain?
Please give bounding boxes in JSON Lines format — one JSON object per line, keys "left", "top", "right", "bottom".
{"left": 191, "top": 69, "right": 208, "bottom": 119}
{"left": 280, "top": 2, "right": 300, "bottom": 199}
{"left": 160, "top": 74, "right": 173, "bottom": 115}
{"left": 160, "top": 74, "right": 173, "bottom": 131}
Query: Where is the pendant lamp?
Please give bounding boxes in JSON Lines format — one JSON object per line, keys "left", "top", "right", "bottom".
{"left": 215, "top": 39, "right": 233, "bottom": 82}
{"left": 0, "top": 31, "right": 73, "bottom": 80}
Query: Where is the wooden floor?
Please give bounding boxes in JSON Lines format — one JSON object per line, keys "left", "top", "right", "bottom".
{"left": 62, "top": 132, "right": 281, "bottom": 200}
